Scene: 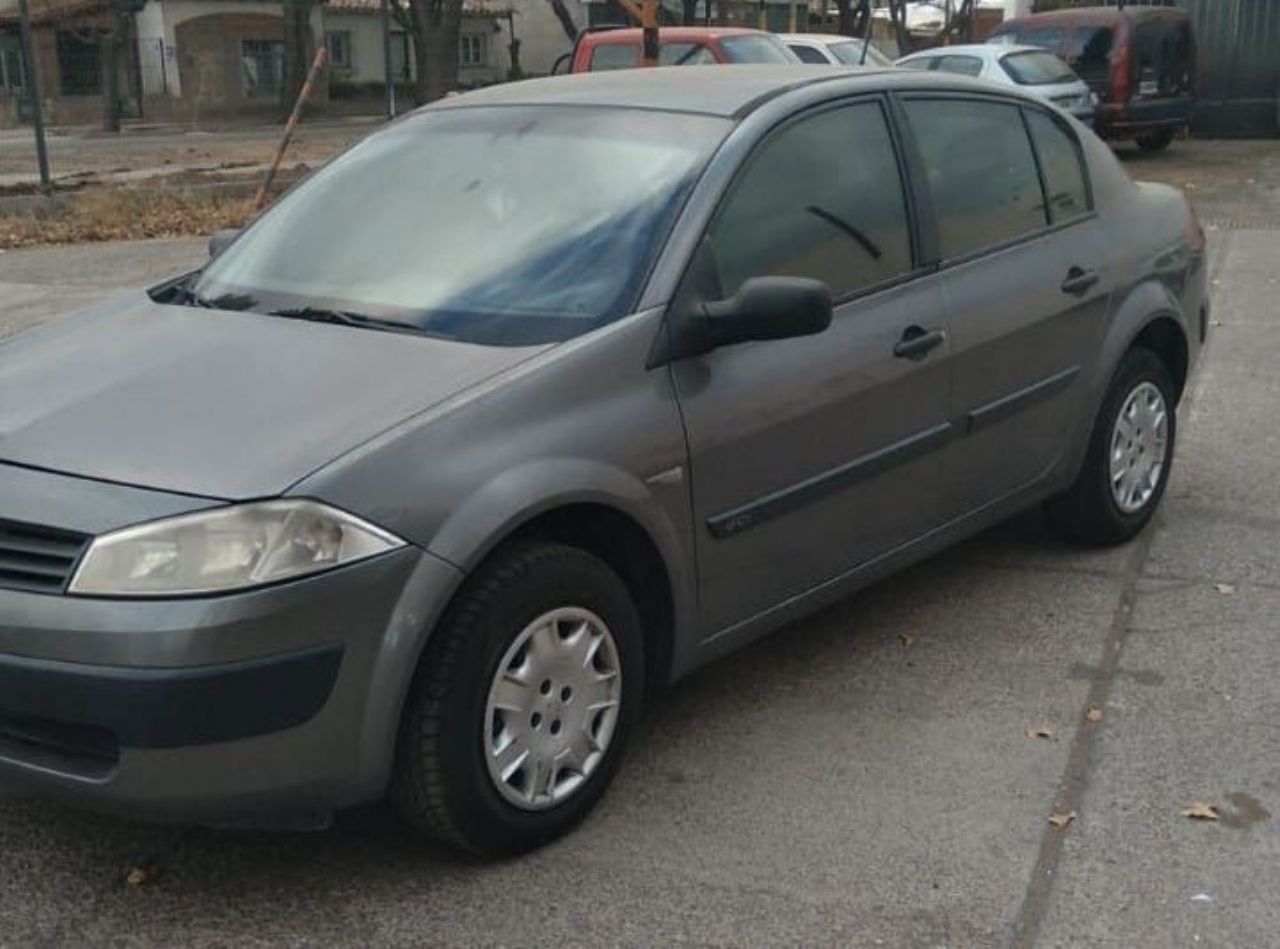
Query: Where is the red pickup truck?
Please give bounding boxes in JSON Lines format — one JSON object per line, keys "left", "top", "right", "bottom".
{"left": 554, "top": 26, "right": 800, "bottom": 74}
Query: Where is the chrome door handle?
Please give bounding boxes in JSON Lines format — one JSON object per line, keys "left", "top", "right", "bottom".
{"left": 893, "top": 325, "right": 945, "bottom": 361}
{"left": 1061, "top": 266, "right": 1100, "bottom": 295}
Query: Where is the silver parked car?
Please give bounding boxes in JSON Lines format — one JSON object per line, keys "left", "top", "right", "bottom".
{"left": 782, "top": 33, "right": 894, "bottom": 67}
{"left": 0, "top": 65, "right": 1206, "bottom": 856}
{"left": 896, "top": 43, "right": 1097, "bottom": 123}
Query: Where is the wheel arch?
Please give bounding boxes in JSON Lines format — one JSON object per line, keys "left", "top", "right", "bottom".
{"left": 425, "top": 459, "right": 694, "bottom": 694}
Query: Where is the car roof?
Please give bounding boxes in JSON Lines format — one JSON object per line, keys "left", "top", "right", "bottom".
{"left": 900, "top": 43, "right": 1048, "bottom": 59}
{"left": 583, "top": 26, "right": 769, "bottom": 45}
{"left": 998, "top": 5, "right": 1189, "bottom": 28}
{"left": 429, "top": 66, "right": 1032, "bottom": 120}
{"left": 781, "top": 33, "right": 867, "bottom": 46}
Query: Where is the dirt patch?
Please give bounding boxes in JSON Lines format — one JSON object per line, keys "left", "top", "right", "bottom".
{"left": 0, "top": 187, "right": 256, "bottom": 249}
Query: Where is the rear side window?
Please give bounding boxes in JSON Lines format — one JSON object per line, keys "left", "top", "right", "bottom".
{"left": 789, "top": 44, "right": 829, "bottom": 64}
{"left": 1072, "top": 27, "right": 1114, "bottom": 85}
{"left": 934, "top": 55, "right": 984, "bottom": 77}
{"left": 900, "top": 56, "right": 937, "bottom": 71}
{"left": 590, "top": 44, "right": 638, "bottom": 71}
{"left": 1001, "top": 50, "right": 1076, "bottom": 85}
{"left": 660, "top": 43, "right": 715, "bottom": 65}
{"left": 709, "top": 102, "right": 913, "bottom": 298}
{"left": 904, "top": 99, "right": 1046, "bottom": 258}
{"left": 1025, "top": 110, "right": 1089, "bottom": 223}
{"left": 719, "top": 34, "right": 797, "bottom": 64}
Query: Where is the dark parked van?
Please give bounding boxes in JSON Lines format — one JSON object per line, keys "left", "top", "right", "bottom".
{"left": 990, "top": 6, "right": 1195, "bottom": 151}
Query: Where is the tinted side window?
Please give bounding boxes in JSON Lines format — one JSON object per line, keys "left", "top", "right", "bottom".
{"left": 789, "top": 44, "right": 830, "bottom": 64}
{"left": 590, "top": 45, "right": 638, "bottom": 71}
{"left": 709, "top": 102, "right": 913, "bottom": 298}
{"left": 1025, "top": 109, "right": 1089, "bottom": 223}
{"left": 904, "top": 99, "right": 1046, "bottom": 259}
{"left": 660, "top": 43, "right": 715, "bottom": 66}
{"left": 935, "top": 55, "right": 984, "bottom": 77}
{"left": 900, "top": 56, "right": 937, "bottom": 71}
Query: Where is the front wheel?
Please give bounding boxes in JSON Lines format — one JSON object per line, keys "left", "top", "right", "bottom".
{"left": 1046, "top": 347, "right": 1176, "bottom": 546}
{"left": 391, "top": 542, "right": 644, "bottom": 856}
{"left": 1135, "top": 129, "right": 1176, "bottom": 153}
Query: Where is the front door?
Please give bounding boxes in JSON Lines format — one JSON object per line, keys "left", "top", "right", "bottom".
{"left": 899, "top": 96, "right": 1112, "bottom": 515}
{"left": 670, "top": 98, "right": 953, "bottom": 636}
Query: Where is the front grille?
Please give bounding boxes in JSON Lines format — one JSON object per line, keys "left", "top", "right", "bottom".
{"left": 0, "top": 518, "right": 90, "bottom": 594}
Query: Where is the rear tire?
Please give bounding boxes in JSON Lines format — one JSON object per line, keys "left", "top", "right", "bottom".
{"left": 1046, "top": 347, "right": 1176, "bottom": 546}
{"left": 1135, "top": 129, "right": 1176, "bottom": 153}
{"left": 391, "top": 541, "right": 644, "bottom": 857}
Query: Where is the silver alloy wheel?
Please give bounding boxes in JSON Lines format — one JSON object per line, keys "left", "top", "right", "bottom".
{"left": 1110, "top": 380, "right": 1169, "bottom": 514}
{"left": 483, "top": 607, "right": 622, "bottom": 811}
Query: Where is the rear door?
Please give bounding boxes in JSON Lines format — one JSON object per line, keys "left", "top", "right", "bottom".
{"left": 671, "top": 97, "right": 953, "bottom": 635}
{"left": 1128, "top": 16, "right": 1195, "bottom": 122}
{"left": 899, "top": 95, "right": 1111, "bottom": 517}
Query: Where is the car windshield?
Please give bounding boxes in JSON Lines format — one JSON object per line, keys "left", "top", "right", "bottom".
{"left": 719, "top": 34, "right": 799, "bottom": 63}
{"left": 190, "top": 107, "right": 728, "bottom": 345}
{"left": 1001, "top": 50, "right": 1077, "bottom": 85}
{"left": 828, "top": 40, "right": 891, "bottom": 67}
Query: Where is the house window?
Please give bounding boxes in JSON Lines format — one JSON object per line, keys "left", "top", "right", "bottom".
{"left": 460, "top": 34, "right": 485, "bottom": 67}
{"left": 56, "top": 30, "right": 102, "bottom": 95}
{"left": 1, "top": 46, "right": 25, "bottom": 95}
{"left": 242, "top": 39, "right": 284, "bottom": 98}
{"left": 326, "top": 31, "right": 353, "bottom": 71}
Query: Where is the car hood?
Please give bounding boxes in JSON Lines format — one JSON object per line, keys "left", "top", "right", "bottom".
{"left": 0, "top": 293, "right": 549, "bottom": 499}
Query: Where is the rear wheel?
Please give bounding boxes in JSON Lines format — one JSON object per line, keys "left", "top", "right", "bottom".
{"left": 1135, "top": 129, "right": 1176, "bottom": 153}
{"left": 1046, "top": 347, "right": 1176, "bottom": 546}
{"left": 392, "top": 542, "right": 643, "bottom": 856}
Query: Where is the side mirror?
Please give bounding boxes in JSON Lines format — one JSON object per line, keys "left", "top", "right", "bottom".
{"left": 702, "top": 276, "right": 833, "bottom": 347}
{"left": 208, "top": 228, "right": 240, "bottom": 258}
{"left": 652, "top": 276, "right": 833, "bottom": 366}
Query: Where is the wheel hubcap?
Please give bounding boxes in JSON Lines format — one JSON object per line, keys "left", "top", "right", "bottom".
{"left": 1110, "top": 381, "right": 1168, "bottom": 514}
{"left": 483, "top": 607, "right": 621, "bottom": 811}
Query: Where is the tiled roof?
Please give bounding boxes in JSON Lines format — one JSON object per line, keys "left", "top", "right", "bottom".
{"left": 0, "top": 0, "right": 110, "bottom": 25}
{"left": 325, "top": 0, "right": 510, "bottom": 14}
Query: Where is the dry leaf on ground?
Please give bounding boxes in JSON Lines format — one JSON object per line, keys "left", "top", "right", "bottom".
{"left": 1025, "top": 725, "right": 1055, "bottom": 740}
{"left": 1214, "top": 582, "right": 1237, "bottom": 595}
{"left": 1085, "top": 706, "right": 1104, "bottom": 723}
{"left": 1183, "top": 802, "right": 1222, "bottom": 821}
{"left": 1048, "top": 811, "right": 1077, "bottom": 828}
{"left": 125, "top": 864, "right": 158, "bottom": 887}
{"left": 897, "top": 633, "right": 917, "bottom": 649}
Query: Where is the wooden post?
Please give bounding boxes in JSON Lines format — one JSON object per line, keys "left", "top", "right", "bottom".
{"left": 16, "top": 0, "right": 50, "bottom": 193}
{"left": 617, "top": 0, "right": 659, "bottom": 66}
{"left": 255, "top": 46, "right": 327, "bottom": 210}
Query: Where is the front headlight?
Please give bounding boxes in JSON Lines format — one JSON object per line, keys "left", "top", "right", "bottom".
{"left": 69, "top": 499, "right": 405, "bottom": 597}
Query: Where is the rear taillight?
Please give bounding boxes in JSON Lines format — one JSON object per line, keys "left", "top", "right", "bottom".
{"left": 1111, "top": 41, "right": 1131, "bottom": 104}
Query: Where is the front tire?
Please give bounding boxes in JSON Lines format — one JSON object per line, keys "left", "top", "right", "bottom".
{"left": 392, "top": 542, "right": 644, "bottom": 857}
{"left": 1046, "top": 347, "right": 1176, "bottom": 546}
{"left": 1135, "top": 129, "right": 1176, "bottom": 153}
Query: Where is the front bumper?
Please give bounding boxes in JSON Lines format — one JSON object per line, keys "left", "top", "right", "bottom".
{"left": 0, "top": 516, "right": 462, "bottom": 823}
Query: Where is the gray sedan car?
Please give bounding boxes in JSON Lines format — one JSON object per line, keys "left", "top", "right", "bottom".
{"left": 0, "top": 66, "right": 1206, "bottom": 856}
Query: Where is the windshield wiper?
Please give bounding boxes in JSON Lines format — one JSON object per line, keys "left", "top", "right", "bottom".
{"left": 268, "top": 306, "right": 420, "bottom": 334}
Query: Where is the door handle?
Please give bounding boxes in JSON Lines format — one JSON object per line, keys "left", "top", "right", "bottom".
{"left": 893, "top": 325, "right": 946, "bottom": 361}
{"left": 1061, "top": 266, "right": 1100, "bottom": 295}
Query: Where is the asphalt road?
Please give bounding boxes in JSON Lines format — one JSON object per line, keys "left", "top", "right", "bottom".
{"left": 0, "top": 162, "right": 1277, "bottom": 947}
